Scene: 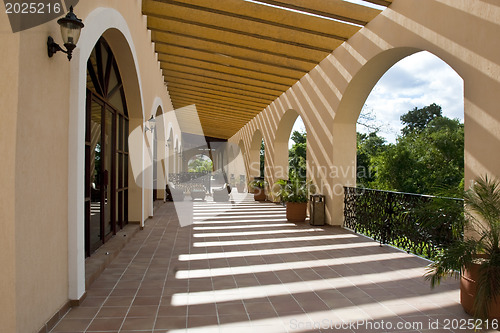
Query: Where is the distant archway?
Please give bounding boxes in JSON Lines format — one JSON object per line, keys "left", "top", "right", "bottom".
{"left": 249, "top": 130, "right": 264, "bottom": 180}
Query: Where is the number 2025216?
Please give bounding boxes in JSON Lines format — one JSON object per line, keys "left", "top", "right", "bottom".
{"left": 5, "top": 2, "right": 62, "bottom": 14}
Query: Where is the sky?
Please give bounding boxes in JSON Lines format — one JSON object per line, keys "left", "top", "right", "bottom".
{"left": 289, "top": 51, "right": 464, "bottom": 146}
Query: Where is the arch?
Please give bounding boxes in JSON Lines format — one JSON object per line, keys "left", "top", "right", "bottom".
{"left": 249, "top": 129, "right": 264, "bottom": 180}
{"left": 152, "top": 102, "right": 166, "bottom": 203}
{"left": 184, "top": 150, "right": 212, "bottom": 169}
{"left": 186, "top": 153, "right": 213, "bottom": 173}
{"left": 67, "top": 7, "right": 144, "bottom": 301}
{"left": 166, "top": 126, "right": 174, "bottom": 179}
{"left": 328, "top": 47, "right": 465, "bottom": 225}
{"left": 236, "top": 139, "right": 248, "bottom": 187}
{"left": 273, "top": 109, "right": 303, "bottom": 181}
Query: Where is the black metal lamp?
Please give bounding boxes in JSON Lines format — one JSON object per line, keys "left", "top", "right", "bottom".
{"left": 148, "top": 115, "right": 156, "bottom": 131}
{"left": 47, "top": 6, "right": 84, "bottom": 61}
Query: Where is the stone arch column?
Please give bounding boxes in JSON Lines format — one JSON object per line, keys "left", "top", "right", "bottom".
{"left": 232, "top": 1, "right": 500, "bottom": 226}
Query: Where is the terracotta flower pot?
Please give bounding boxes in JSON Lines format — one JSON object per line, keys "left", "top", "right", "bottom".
{"left": 460, "top": 263, "right": 500, "bottom": 319}
{"left": 254, "top": 188, "right": 266, "bottom": 201}
{"left": 286, "top": 202, "right": 307, "bottom": 222}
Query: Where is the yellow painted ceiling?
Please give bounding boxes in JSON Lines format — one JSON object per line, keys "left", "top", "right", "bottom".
{"left": 143, "top": 0, "right": 392, "bottom": 139}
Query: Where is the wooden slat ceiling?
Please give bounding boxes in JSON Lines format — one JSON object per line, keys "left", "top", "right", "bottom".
{"left": 143, "top": 0, "right": 392, "bottom": 139}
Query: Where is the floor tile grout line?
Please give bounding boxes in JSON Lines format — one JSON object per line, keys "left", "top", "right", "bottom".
{"left": 92, "top": 217, "right": 161, "bottom": 333}
{"left": 151, "top": 217, "right": 182, "bottom": 331}
{"left": 49, "top": 219, "right": 158, "bottom": 333}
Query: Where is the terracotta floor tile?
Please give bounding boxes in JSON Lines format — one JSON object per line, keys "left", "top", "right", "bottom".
{"left": 154, "top": 316, "right": 187, "bottom": 329}
{"left": 96, "top": 306, "right": 129, "bottom": 318}
{"left": 126, "top": 305, "right": 159, "bottom": 317}
{"left": 187, "top": 315, "right": 219, "bottom": 328}
{"left": 103, "top": 296, "right": 134, "bottom": 307}
{"left": 51, "top": 318, "right": 91, "bottom": 332}
{"left": 86, "top": 318, "right": 123, "bottom": 331}
{"left": 63, "top": 306, "right": 99, "bottom": 319}
{"left": 51, "top": 198, "right": 472, "bottom": 333}
{"left": 157, "top": 305, "right": 188, "bottom": 317}
{"left": 121, "top": 316, "right": 155, "bottom": 330}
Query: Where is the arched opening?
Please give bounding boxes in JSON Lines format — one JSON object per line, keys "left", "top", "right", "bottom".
{"left": 153, "top": 106, "right": 163, "bottom": 202}
{"left": 273, "top": 109, "right": 307, "bottom": 182}
{"left": 187, "top": 154, "right": 213, "bottom": 173}
{"left": 288, "top": 118, "right": 307, "bottom": 182}
{"left": 249, "top": 130, "right": 264, "bottom": 180}
{"left": 84, "top": 36, "right": 130, "bottom": 257}
{"left": 166, "top": 127, "right": 174, "bottom": 182}
{"left": 356, "top": 51, "right": 464, "bottom": 196}
{"left": 260, "top": 139, "right": 265, "bottom": 179}
{"left": 237, "top": 139, "right": 247, "bottom": 192}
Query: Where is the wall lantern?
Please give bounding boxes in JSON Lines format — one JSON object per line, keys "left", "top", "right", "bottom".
{"left": 145, "top": 115, "right": 155, "bottom": 132}
{"left": 47, "top": 6, "right": 84, "bottom": 61}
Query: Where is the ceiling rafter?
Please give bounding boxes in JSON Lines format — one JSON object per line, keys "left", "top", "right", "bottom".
{"left": 147, "top": 0, "right": 357, "bottom": 41}
{"left": 155, "top": 41, "right": 311, "bottom": 74}
{"left": 166, "top": 78, "right": 275, "bottom": 103}
{"left": 143, "top": 0, "right": 390, "bottom": 138}
{"left": 152, "top": 31, "right": 321, "bottom": 65}
{"left": 157, "top": 53, "right": 302, "bottom": 81}
{"left": 167, "top": 85, "right": 269, "bottom": 108}
{"left": 162, "top": 69, "right": 284, "bottom": 95}
{"left": 160, "top": 59, "right": 296, "bottom": 87}
{"left": 146, "top": 14, "right": 335, "bottom": 53}
{"left": 169, "top": 88, "right": 266, "bottom": 111}
{"left": 173, "top": 96, "right": 258, "bottom": 115}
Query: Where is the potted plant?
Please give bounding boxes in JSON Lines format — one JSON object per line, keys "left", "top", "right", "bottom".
{"left": 249, "top": 178, "right": 267, "bottom": 201}
{"left": 425, "top": 176, "right": 500, "bottom": 320}
{"left": 278, "top": 178, "right": 314, "bottom": 222}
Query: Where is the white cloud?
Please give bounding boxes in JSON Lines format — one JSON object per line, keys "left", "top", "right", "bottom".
{"left": 360, "top": 51, "right": 464, "bottom": 143}
{"left": 288, "top": 52, "right": 463, "bottom": 146}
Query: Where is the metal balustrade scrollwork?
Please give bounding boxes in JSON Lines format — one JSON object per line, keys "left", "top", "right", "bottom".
{"left": 344, "top": 187, "right": 463, "bottom": 259}
{"left": 169, "top": 172, "right": 212, "bottom": 193}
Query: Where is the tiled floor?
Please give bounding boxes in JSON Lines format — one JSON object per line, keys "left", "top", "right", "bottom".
{"left": 51, "top": 193, "right": 487, "bottom": 333}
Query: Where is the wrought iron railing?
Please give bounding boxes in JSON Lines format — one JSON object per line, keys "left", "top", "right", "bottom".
{"left": 344, "top": 187, "right": 463, "bottom": 259}
{"left": 169, "top": 172, "right": 212, "bottom": 192}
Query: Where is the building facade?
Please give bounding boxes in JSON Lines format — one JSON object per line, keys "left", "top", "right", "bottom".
{"left": 2, "top": 0, "right": 500, "bottom": 332}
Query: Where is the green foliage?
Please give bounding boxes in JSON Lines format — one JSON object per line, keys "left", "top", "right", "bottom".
{"left": 260, "top": 140, "right": 265, "bottom": 177}
{"left": 275, "top": 178, "right": 315, "bottom": 203}
{"left": 374, "top": 116, "right": 464, "bottom": 195}
{"left": 249, "top": 178, "right": 266, "bottom": 189}
{"left": 188, "top": 155, "right": 213, "bottom": 173}
{"left": 400, "top": 103, "right": 442, "bottom": 135}
{"left": 425, "top": 176, "right": 500, "bottom": 319}
{"left": 358, "top": 104, "right": 464, "bottom": 196}
{"left": 289, "top": 130, "right": 307, "bottom": 181}
{"left": 356, "top": 131, "right": 386, "bottom": 187}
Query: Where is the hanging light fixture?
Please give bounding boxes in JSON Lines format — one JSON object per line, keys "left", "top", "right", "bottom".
{"left": 145, "top": 115, "right": 155, "bottom": 132}
{"left": 47, "top": 6, "right": 84, "bottom": 61}
{"left": 148, "top": 115, "right": 156, "bottom": 131}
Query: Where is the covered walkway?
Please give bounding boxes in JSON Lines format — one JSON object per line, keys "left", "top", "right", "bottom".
{"left": 52, "top": 195, "right": 477, "bottom": 333}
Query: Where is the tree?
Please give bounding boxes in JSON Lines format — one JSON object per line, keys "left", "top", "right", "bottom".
{"left": 400, "top": 103, "right": 442, "bottom": 135}
{"left": 188, "top": 155, "right": 213, "bottom": 173}
{"left": 356, "top": 131, "right": 386, "bottom": 186}
{"left": 289, "top": 130, "right": 307, "bottom": 181}
{"left": 260, "top": 140, "right": 265, "bottom": 177}
{"left": 373, "top": 114, "right": 464, "bottom": 195}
